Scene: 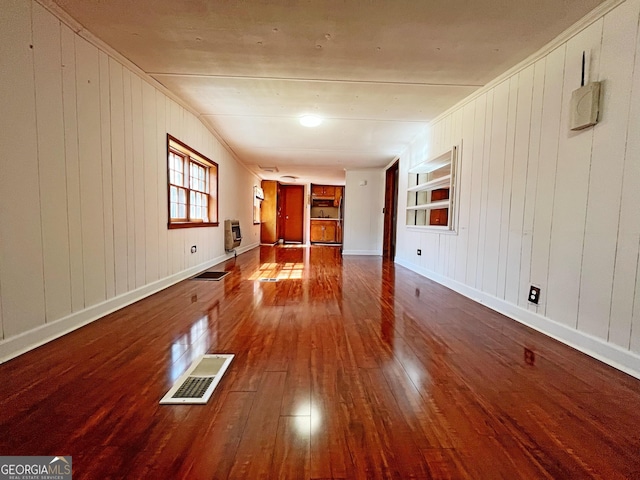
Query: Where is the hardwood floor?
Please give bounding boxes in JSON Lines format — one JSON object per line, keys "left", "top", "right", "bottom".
{"left": 1, "top": 245, "right": 640, "bottom": 479}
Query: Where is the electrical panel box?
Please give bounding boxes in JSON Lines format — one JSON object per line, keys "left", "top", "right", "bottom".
{"left": 570, "top": 81, "right": 601, "bottom": 131}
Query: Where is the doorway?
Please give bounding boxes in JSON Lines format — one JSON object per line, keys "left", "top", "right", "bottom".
{"left": 383, "top": 160, "right": 399, "bottom": 259}
{"left": 280, "top": 185, "right": 305, "bottom": 243}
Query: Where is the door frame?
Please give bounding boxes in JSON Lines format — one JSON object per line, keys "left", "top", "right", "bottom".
{"left": 383, "top": 160, "right": 399, "bottom": 259}
{"left": 280, "top": 184, "right": 305, "bottom": 243}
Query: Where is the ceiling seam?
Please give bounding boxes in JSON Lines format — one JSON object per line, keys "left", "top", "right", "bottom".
{"left": 200, "top": 114, "right": 436, "bottom": 123}
{"left": 149, "top": 72, "right": 483, "bottom": 88}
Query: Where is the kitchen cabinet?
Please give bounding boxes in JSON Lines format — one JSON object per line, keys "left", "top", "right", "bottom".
{"left": 333, "top": 186, "right": 343, "bottom": 207}
{"left": 311, "top": 185, "right": 336, "bottom": 198}
{"left": 310, "top": 220, "right": 337, "bottom": 243}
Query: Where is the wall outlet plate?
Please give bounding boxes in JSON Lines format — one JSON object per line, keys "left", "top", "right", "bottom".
{"left": 191, "top": 245, "right": 197, "bottom": 253}
{"left": 417, "top": 249, "right": 422, "bottom": 256}
{"left": 528, "top": 285, "right": 540, "bottom": 305}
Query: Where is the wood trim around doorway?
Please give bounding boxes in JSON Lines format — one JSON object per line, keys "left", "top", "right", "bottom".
{"left": 383, "top": 160, "right": 399, "bottom": 259}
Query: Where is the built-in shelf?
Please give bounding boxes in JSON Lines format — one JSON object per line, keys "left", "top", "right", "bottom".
{"left": 406, "top": 145, "right": 458, "bottom": 230}
{"left": 407, "top": 174, "right": 451, "bottom": 193}
{"left": 406, "top": 199, "right": 450, "bottom": 211}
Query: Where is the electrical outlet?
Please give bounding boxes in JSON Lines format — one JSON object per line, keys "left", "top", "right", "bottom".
{"left": 417, "top": 249, "right": 422, "bottom": 256}
{"left": 528, "top": 285, "right": 540, "bottom": 304}
{"left": 191, "top": 245, "right": 197, "bottom": 254}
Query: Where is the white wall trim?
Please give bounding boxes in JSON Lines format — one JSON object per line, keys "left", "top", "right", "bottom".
{"left": 342, "top": 250, "right": 382, "bottom": 256}
{"left": 0, "top": 242, "right": 259, "bottom": 365}
{"left": 396, "top": 258, "right": 640, "bottom": 381}
{"left": 383, "top": 156, "right": 401, "bottom": 171}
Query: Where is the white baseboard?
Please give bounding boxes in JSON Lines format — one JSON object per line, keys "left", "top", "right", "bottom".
{"left": 342, "top": 249, "right": 382, "bottom": 256}
{"left": 0, "top": 243, "right": 259, "bottom": 364}
{"left": 395, "top": 258, "right": 640, "bottom": 380}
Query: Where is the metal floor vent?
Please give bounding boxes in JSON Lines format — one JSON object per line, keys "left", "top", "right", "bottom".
{"left": 193, "top": 271, "right": 229, "bottom": 281}
{"left": 259, "top": 278, "right": 279, "bottom": 282}
{"left": 160, "top": 354, "right": 234, "bottom": 405}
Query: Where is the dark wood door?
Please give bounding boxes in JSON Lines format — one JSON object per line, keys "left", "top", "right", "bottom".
{"left": 383, "top": 161, "right": 399, "bottom": 259}
{"left": 281, "top": 185, "right": 304, "bottom": 243}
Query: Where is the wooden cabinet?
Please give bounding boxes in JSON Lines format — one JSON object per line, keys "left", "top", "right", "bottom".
{"left": 310, "top": 221, "right": 323, "bottom": 243}
{"left": 333, "top": 186, "right": 343, "bottom": 207}
{"left": 324, "top": 222, "right": 337, "bottom": 242}
{"left": 311, "top": 184, "right": 336, "bottom": 198}
{"left": 260, "top": 180, "right": 280, "bottom": 244}
{"left": 310, "top": 220, "right": 337, "bottom": 243}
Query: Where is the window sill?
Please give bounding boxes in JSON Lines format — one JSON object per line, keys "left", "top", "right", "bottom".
{"left": 168, "top": 222, "right": 219, "bottom": 229}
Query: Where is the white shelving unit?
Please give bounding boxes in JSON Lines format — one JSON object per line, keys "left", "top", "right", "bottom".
{"left": 406, "top": 146, "right": 458, "bottom": 230}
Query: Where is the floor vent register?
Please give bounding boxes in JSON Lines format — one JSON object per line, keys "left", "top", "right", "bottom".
{"left": 160, "top": 354, "right": 234, "bottom": 405}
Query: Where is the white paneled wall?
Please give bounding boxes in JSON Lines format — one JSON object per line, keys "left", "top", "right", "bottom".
{"left": 0, "top": 1, "right": 260, "bottom": 361}
{"left": 343, "top": 169, "right": 385, "bottom": 255}
{"left": 396, "top": 0, "right": 640, "bottom": 377}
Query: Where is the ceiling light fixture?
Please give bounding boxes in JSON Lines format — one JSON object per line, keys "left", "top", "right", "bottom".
{"left": 299, "top": 114, "right": 322, "bottom": 127}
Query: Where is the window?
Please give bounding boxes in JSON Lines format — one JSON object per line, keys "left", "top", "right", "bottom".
{"left": 167, "top": 134, "right": 218, "bottom": 228}
{"left": 406, "top": 145, "right": 457, "bottom": 231}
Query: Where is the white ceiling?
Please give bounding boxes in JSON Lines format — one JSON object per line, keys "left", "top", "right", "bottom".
{"left": 52, "top": 0, "right": 605, "bottom": 185}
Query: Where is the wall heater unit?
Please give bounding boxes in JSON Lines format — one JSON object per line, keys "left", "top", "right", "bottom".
{"left": 225, "top": 219, "right": 242, "bottom": 251}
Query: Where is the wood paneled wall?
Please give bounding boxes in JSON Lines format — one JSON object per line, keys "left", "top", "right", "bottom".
{"left": 0, "top": 1, "right": 260, "bottom": 356}
{"left": 396, "top": 0, "right": 640, "bottom": 376}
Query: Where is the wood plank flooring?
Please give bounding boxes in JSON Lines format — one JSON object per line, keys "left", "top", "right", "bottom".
{"left": 1, "top": 245, "right": 640, "bottom": 479}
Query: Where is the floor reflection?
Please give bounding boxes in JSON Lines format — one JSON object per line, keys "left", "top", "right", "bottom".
{"left": 169, "top": 302, "right": 220, "bottom": 382}
{"left": 170, "top": 316, "right": 210, "bottom": 381}
{"left": 380, "top": 261, "right": 396, "bottom": 348}
{"left": 224, "top": 259, "right": 241, "bottom": 297}
{"left": 293, "top": 401, "right": 321, "bottom": 437}
{"left": 250, "top": 246, "right": 307, "bottom": 281}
